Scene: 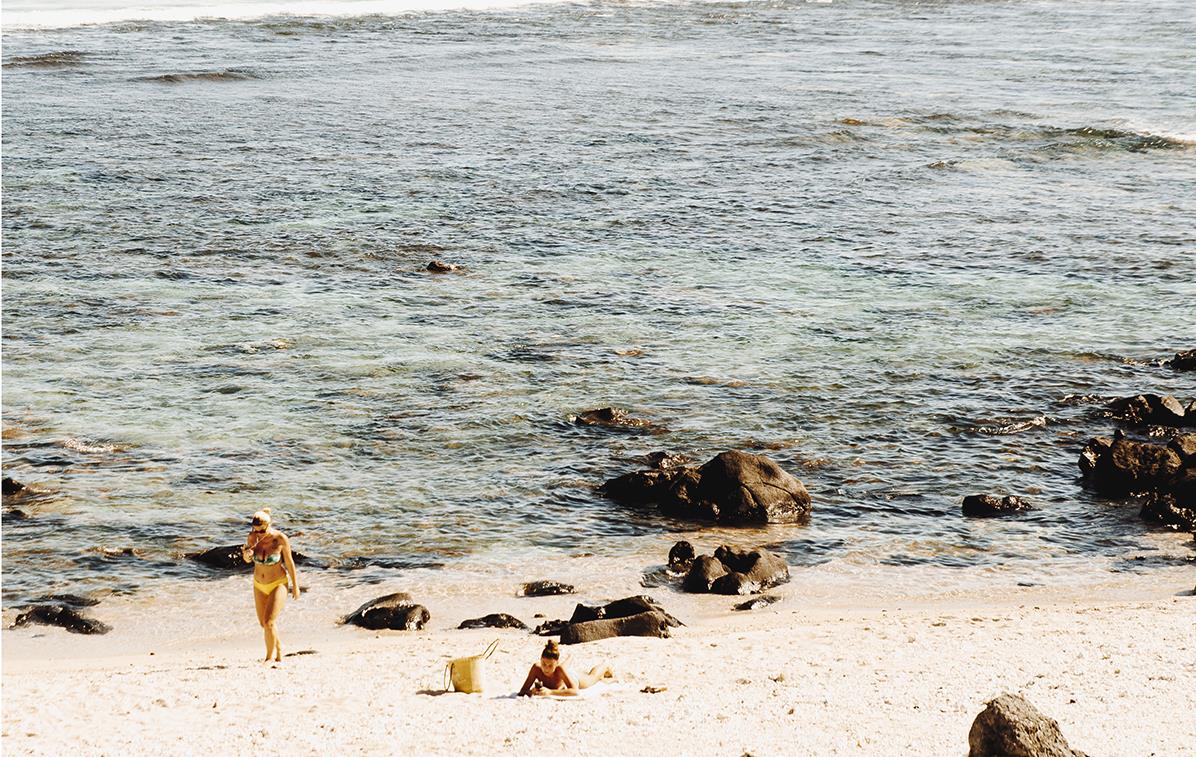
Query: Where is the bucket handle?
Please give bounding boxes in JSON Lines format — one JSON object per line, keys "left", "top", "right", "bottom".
{"left": 481, "top": 638, "right": 499, "bottom": 660}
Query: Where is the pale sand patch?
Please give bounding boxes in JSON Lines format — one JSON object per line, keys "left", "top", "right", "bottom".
{"left": 3, "top": 579, "right": 1193, "bottom": 756}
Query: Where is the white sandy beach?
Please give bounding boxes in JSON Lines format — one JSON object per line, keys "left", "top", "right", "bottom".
{"left": 4, "top": 571, "right": 1193, "bottom": 756}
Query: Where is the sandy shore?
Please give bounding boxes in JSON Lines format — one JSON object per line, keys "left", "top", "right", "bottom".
{"left": 4, "top": 572, "right": 1193, "bottom": 756}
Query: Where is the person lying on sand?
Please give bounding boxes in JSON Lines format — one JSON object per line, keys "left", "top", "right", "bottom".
{"left": 517, "top": 640, "right": 613, "bottom": 697}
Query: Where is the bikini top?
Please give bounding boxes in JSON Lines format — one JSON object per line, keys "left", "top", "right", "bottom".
{"left": 253, "top": 551, "right": 282, "bottom": 565}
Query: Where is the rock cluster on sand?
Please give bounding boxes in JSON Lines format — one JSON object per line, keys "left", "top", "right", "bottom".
{"left": 961, "top": 494, "right": 1033, "bottom": 518}
{"left": 602, "top": 450, "right": 811, "bottom": 524}
{"left": 342, "top": 592, "right": 430, "bottom": 631}
{"left": 12, "top": 604, "right": 111, "bottom": 635}
{"left": 1079, "top": 431, "right": 1195, "bottom": 530}
{"left": 531, "top": 596, "right": 681, "bottom": 644}
{"left": 968, "top": 693, "right": 1088, "bottom": 757}
{"left": 681, "top": 544, "right": 790, "bottom": 596}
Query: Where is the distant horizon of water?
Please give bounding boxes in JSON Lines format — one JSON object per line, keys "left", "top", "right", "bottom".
{"left": 2, "top": 0, "right": 1195, "bottom": 619}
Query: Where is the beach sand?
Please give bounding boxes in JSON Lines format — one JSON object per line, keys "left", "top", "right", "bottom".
{"left": 3, "top": 572, "right": 1193, "bottom": 756}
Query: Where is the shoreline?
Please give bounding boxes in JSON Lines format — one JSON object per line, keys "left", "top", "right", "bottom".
{"left": 4, "top": 572, "right": 1193, "bottom": 755}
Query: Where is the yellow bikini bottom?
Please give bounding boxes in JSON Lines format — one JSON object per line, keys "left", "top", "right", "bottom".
{"left": 253, "top": 576, "right": 288, "bottom": 595}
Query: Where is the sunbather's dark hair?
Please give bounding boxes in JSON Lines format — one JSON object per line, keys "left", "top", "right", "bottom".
{"left": 541, "top": 640, "right": 560, "bottom": 660}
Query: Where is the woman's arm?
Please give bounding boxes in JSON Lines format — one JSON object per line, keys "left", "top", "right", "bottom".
{"left": 280, "top": 534, "right": 299, "bottom": 599}
{"left": 517, "top": 665, "right": 542, "bottom": 696}
{"left": 241, "top": 533, "right": 256, "bottom": 564}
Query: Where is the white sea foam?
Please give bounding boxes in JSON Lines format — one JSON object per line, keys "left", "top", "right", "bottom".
{"left": 1, "top": 0, "right": 572, "bottom": 29}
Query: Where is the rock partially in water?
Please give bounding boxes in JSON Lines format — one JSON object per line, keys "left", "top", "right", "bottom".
{"left": 682, "top": 554, "right": 729, "bottom": 593}
{"left": 733, "top": 595, "right": 782, "bottom": 611}
{"left": 186, "top": 544, "right": 312, "bottom": 570}
{"left": 968, "top": 693, "right": 1088, "bottom": 757}
{"left": 517, "top": 580, "right": 575, "bottom": 597}
{"left": 3, "top": 477, "right": 26, "bottom": 496}
{"left": 568, "top": 596, "right": 682, "bottom": 628}
{"left": 1105, "top": 394, "right": 1189, "bottom": 427}
{"left": 559, "top": 611, "right": 672, "bottom": 645}
{"left": 31, "top": 593, "right": 100, "bottom": 607}
{"left": 457, "top": 613, "right": 529, "bottom": 631}
{"left": 570, "top": 407, "right": 666, "bottom": 434}
{"left": 667, "top": 540, "right": 695, "bottom": 572}
{"left": 1166, "top": 349, "right": 1196, "bottom": 371}
{"left": 342, "top": 592, "right": 428, "bottom": 630}
{"left": 961, "top": 494, "right": 1034, "bottom": 518}
{"left": 602, "top": 450, "right": 811, "bottom": 525}
{"left": 683, "top": 545, "right": 790, "bottom": 596}
{"left": 1081, "top": 432, "right": 1195, "bottom": 531}
{"left": 12, "top": 605, "right": 111, "bottom": 635}
{"left": 425, "top": 260, "right": 464, "bottom": 273}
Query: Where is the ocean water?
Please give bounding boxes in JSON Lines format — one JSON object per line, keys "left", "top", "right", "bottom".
{"left": 3, "top": 0, "right": 1195, "bottom": 616}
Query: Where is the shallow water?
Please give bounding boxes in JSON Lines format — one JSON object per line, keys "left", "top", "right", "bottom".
{"left": 3, "top": 0, "right": 1195, "bottom": 612}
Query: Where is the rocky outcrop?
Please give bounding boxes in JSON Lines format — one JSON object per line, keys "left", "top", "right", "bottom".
{"left": 602, "top": 450, "right": 811, "bottom": 524}
{"left": 3, "top": 477, "right": 26, "bottom": 496}
{"left": 1166, "top": 349, "right": 1196, "bottom": 371}
{"left": 425, "top": 260, "right": 463, "bottom": 273}
{"left": 458, "top": 613, "right": 528, "bottom": 630}
{"left": 682, "top": 545, "right": 789, "bottom": 596}
{"left": 962, "top": 495, "right": 1033, "bottom": 518}
{"left": 12, "top": 604, "right": 111, "bottom": 635}
{"left": 342, "top": 592, "right": 429, "bottom": 630}
{"left": 1105, "top": 394, "right": 1190, "bottom": 427}
{"left": 1080, "top": 432, "right": 1194, "bottom": 531}
{"left": 570, "top": 407, "right": 665, "bottom": 433}
{"left": 968, "top": 693, "right": 1088, "bottom": 757}
{"left": 517, "top": 580, "right": 575, "bottom": 597}
{"left": 559, "top": 611, "right": 672, "bottom": 645}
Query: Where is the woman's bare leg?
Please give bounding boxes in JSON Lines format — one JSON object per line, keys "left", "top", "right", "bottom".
{"left": 577, "top": 665, "right": 614, "bottom": 689}
{"left": 253, "top": 588, "right": 269, "bottom": 660}
{"left": 262, "top": 586, "right": 287, "bottom": 662}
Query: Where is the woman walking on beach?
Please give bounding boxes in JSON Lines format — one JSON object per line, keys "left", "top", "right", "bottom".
{"left": 241, "top": 508, "right": 299, "bottom": 662}
{"left": 518, "top": 640, "right": 613, "bottom": 697}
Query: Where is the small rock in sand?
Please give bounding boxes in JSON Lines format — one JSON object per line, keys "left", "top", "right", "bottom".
{"left": 457, "top": 613, "right": 529, "bottom": 630}
{"left": 517, "top": 580, "right": 575, "bottom": 597}
{"left": 12, "top": 605, "right": 111, "bottom": 635}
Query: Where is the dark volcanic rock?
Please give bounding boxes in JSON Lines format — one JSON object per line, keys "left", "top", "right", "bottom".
{"left": 568, "top": 596, "right": 682, "bottom": 628}
{"left": 3, "top": 477, "right": 26, "bottom": 496}
{"left": 600, "top": 454, "right": 687, "bottom": 507}
{"left": 1080, "top": 433, "right": 1184, "bottom": 495}
{"left": 733, "top": 595, "right": 782, "bottom": 611}
{"left": 571, "top": 407, "right": 665, "bottom": 433}
{"left": 968, "top": 693, "right": 1088, "bottom": 757}
{"left": 559, "top": 610, "right": 672, "bottom": 645}
{"left": 517, "top": 580, "right": 575, "bottom": 597}
{"left": 342, "top": 592, "right": 428, "bottom": 630}
{"left": 962, "top": 494, "right": 1034, "bottom": 518}
{"left": 712, "top": 545, "right": 790, "bottom": 592}
{"left": 31, "top": 593, "right": 99, "bottom": 607}
{"left": 458, "top": 613, "right": 528, "bottom": 630}
{"left": 1106, "top": 394, "right": 1187, "bottom": 427}
{"left": 1166, "top": 349, "right": 1196, "bottom": 371}
{"left": 1168, "top": 433, "right": 1196, "bottom": 462}
{"left": 186, "top": 544, "right": 312, "bottom": 570}
{"left": 603, "top": 450, "right": 811, "bottom": 524}
{"left": 683, "top": 554, "right": 729, "bottom": 593}
{"left": 13, "top": 605, "right": 111, "bottom": 635}
{"left": 667, "top": 540, "right": 695, "bottom": 571}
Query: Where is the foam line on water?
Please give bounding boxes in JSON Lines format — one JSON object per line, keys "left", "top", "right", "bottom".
{"left": 1, "top": 0, "right": 578, "bottom": 29}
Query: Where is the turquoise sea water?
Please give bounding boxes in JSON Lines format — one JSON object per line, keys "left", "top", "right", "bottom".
{"left": 3, "top": 0, "right": 1195, "bottom": 608}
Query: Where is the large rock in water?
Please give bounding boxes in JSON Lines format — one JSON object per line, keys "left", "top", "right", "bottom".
{"left": 968, "top": 693, "right": 1088, "bottom": 757}
{"left": 962, "top": 494, "right": 1033, "bottom": 518}
{"left": 602, "top": 450, "right": 811, "bottom": 524}
{"left": 342, "top": 592, "right": 429, "bottom": 630}
{"left": 559, "top": 611, "right": 672, "bottom": 645}
{"left": 1080, "top": 432, "right": 1195, "bottom": 531}
{"left": 187, "top": 545, "right": 312, "bottom": 570}
{"left": 1166, "top": 349, "right": 1196, "bottom": 371}
{"left": 1105, "top": 394, "right": 1189, "bottom": 427}
{"left": 13, "top": 605, "right": 111, "bottom": 635}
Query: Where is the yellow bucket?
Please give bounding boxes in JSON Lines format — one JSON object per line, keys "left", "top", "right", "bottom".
{"left": 445, "top": 639, "right": 499, "bottom": 694}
